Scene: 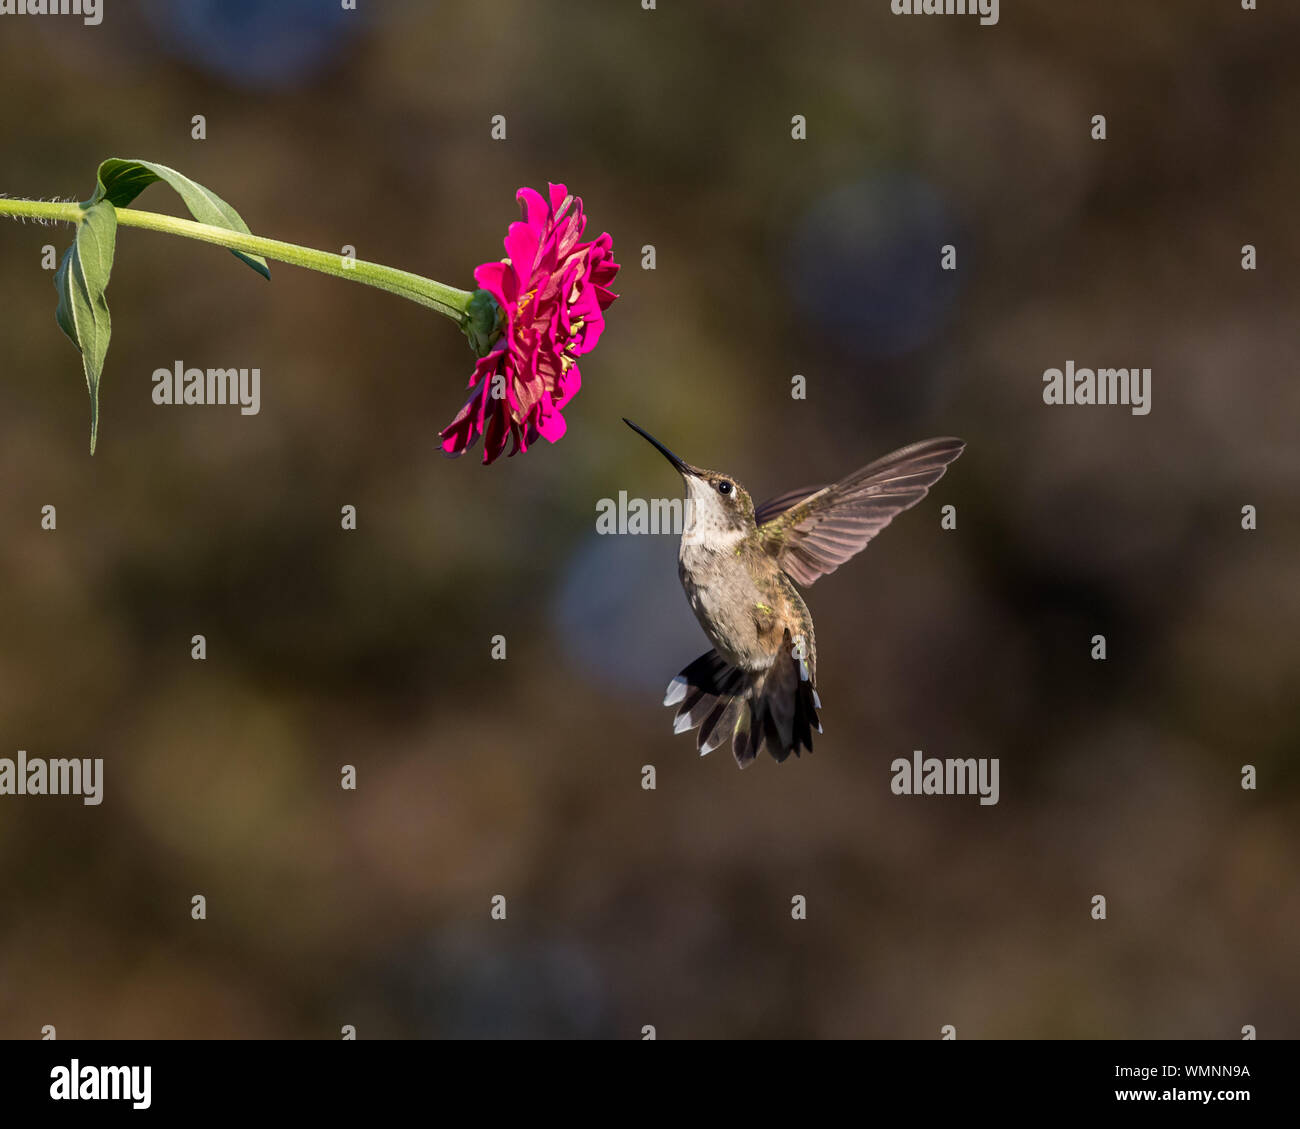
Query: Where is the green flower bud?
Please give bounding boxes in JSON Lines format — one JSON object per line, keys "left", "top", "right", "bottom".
{"left": 462, "top": 288, "right": 504, "bottom": 357}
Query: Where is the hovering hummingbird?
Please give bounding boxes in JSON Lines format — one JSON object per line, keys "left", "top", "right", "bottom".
{"left": 624, "top": 419, "right": 964, "bottom": 768}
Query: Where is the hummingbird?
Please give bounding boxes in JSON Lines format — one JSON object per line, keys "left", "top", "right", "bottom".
{"left": 624, "top": 419, "right": 964, "bottom": 768}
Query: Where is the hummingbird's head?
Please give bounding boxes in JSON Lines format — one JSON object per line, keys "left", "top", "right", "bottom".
{"left": 623, "top": 418, "right": 754, "bottom": 539}
{"left": 680, "top": 466, "right": 754, "bottom": 539}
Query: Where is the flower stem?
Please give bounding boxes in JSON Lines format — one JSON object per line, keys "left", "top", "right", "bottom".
{"left": 0, "top": 196, "right": 475, "bottom": 321}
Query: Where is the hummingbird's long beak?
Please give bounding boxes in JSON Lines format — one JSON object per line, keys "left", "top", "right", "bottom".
{"left": 623, "top": 418, "right": 697, "bottom": 477}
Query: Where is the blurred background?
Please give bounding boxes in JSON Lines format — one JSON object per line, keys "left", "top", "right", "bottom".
{"left": 0, "top": 0, "right": 1297, "bottom": 1039}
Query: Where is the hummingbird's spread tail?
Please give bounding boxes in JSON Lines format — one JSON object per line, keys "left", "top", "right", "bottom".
{"left": 664, "top": 638, "right": 821, "bottom": 768}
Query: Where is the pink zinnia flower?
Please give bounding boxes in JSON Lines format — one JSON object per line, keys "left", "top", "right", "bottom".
{"left": 440, "top": 183, "right": 619, "bottom": 464}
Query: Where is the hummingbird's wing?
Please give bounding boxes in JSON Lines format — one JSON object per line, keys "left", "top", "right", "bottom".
{"left": 752, "top": 485, "right": 826, "bottom": 527}
{"left": 756, "top": 437, "right": 964, "bottom": 586}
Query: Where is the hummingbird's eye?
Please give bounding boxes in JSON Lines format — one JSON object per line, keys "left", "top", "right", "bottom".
{"left": 717, "top": 480, "right": 733, "bottom": 496}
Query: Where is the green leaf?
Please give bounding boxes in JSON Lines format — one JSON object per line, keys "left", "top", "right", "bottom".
{"left": 53, "top": 201, "right": 118, "bottom": 454}
{"left": 89, "top": 158, "right": 270, "bottom": 280}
